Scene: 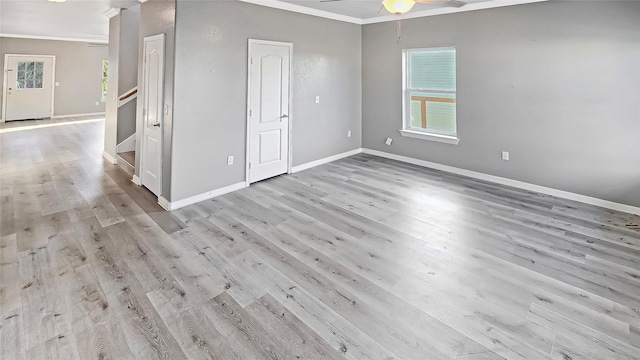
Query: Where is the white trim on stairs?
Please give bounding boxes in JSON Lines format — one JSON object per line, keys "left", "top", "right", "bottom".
{"left": 362, "top": 148, "right": 640, "bottom": 216}
{"left": 117, "top": 133, "right": 136, "bottom": 153}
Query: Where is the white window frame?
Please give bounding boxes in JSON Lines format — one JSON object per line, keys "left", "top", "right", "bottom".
{"left": 101, "top": 59, "right": 108, "bottom": 102}
{"left": 400, "top": 47, "right": 459, "bottom": 145}
{"left": 16, "top": 61, "right": 45, "bottom": 90}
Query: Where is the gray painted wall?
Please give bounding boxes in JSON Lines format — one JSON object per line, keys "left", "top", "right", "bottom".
{"left": 104, "top": 15, "right": 121, "bottom": 158}
{"left": 105, "top": 7, "right": 141, "bottom": 158}
{"left": 362, "top": 1, "right": 640, "bottom": 207}
{"left": 117, "top": 6, "right": 140, "bottom": 144}
{"left": 0, "top": 37, "right": 107, "bottom": 118}
{"left": 135, "top": 0, "right": 176, "bottom": 199}
{"left": 171, "top": 0, "right": 362, "bottom": 201}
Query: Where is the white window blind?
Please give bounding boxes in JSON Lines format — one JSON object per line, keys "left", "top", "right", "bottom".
{"left": 403, "top": 47, "right": 457, "bottom": 138}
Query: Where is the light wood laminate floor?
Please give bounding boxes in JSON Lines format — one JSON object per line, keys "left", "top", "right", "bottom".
{"left": 1, "top": 118, "right": 639, "bottom": 360}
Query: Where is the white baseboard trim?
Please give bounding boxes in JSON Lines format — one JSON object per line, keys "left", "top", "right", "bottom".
{"left": 158, "top": 196, "right": 171, "bottom": 211}
{"left": 132, "top": 175, "right": 141, "bottom": 186}
{"left": 51, "top": 112, "right": 105, "bottom": 119}
{"left": 117, "top": 133, "right": 136, "bottom": 152}
{"left": 160, "top": 182, "right": 248, "bottom": 211}
{"left": 362, "top": 148, "right": 640, "bottom": 216}
{"left": 102, "top": 151, "right": 116, "bottom": 165}
{"left": 292, "top": 148, "right": 363, "bottom": 173}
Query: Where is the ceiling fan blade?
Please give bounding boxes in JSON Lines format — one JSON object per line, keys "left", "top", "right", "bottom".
{"left": 414, "top": 0, "right": 467, "bottom": 8}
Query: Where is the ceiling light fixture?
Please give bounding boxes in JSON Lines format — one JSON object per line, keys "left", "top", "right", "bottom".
{"left": 48, "top": 0, "right": 66, "bottom": 3}
{"left": 382, "top": 0, "right": 416, "bottom": 14}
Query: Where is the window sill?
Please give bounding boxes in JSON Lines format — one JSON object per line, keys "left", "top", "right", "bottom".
{"left": 398, "top": 130, "right": 459, "bottom": 145}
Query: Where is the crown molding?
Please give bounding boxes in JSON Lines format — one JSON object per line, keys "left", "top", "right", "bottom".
{"left": 239, "top": 0, "right": 549, "bottom": 25}
{"left": 362, "top": 0, "right": 549, "bottom": 24}
{"left": 104, "top": 7, "right": 121, "bottom": 18}
{"left": 0, "top": 33, "right": 108, "bottom": 44}
{"left": 238, "top": 0, "right": 363, "bottom": 24}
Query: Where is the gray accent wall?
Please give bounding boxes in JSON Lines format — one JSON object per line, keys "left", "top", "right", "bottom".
{"left": 104, "top": 15, "right": 121, "bottom": 158}
{"left": 0, "top": 37, "right": 107, "bottom": 118}
{"left": 135, "top": 0, "right": 176, "bottom": 199}
{"left": 362, "top": 1, "right": 640, "bottom": 207}
{"left": 117, "top": 6, "right": 140, "bottom": 144}
{"left": 171, "top": 0, "right": 362, "bottom": 201}
{"left": 104, "top": 7, "right": 140, "bottom": 160}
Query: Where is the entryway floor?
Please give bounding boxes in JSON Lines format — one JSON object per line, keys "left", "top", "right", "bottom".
{"left": 118, "top": 150, "right": 135, "bottom": 166}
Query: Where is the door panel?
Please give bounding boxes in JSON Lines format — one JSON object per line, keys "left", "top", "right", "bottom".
{"left": 144, "top": 135, "right": 160, "bottom": 184}
{"left": 259, "top": 55, "right": 283, "bottom": 124}
{"left": 4, "top": 55, "right": 54, "bottom": 121}
{"left": 249, "top": 42, "right": 291, "bottom": 183}
{"left": 259, "top": 130, "right": 282, "bottom": 164}
{"left": 141, "top": 35, "right": 165, "bottom": 196}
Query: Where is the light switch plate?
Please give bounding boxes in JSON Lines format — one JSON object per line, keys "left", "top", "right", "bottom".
{"left": 385, "top": 137, "right": 393, "bottom": 146}
{"left": 315, "top": 96, "right": 320, "bottom": 104}
{"left": 502, "top": 151, "right": 510, "bottom": 161}
{"left": 227, "top": 156, "right": 234, "bottom": 165}
{"left": 347, "top": 130, "right": 352, "bottom": 138}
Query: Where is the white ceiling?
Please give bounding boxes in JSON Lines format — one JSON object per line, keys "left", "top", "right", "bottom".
{"left": 0, "top": 0, "right": 137, "bottom": 43}
{"left": 281, "top": 0, "right": 492, "bottom": 20}
{"left": 0, "top": 0, "right": 548, "bottom": 43}
{"left": 240, "top": 0, "right": 549, "bottom": 24}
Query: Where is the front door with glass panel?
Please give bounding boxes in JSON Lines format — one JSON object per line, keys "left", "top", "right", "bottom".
{"left": 3, "top": 55, "right": 54, "bottom": 121}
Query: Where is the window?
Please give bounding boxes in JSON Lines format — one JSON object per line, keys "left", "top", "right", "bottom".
{"left": 401, "top": 47, "right": 458, "bottom": 144}
{"left": 17, "top": 61, "right": 44, "bottom": 89}
{"left": 101, "top": 59, "right": 108, "bottom": 102}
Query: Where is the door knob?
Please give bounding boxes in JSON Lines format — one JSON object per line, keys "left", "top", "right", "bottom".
{"left": 152, "top": 123, "right": 160, "bottom": 127}
{"left": 280, "top": 114, "right": 288, "bottom": 118}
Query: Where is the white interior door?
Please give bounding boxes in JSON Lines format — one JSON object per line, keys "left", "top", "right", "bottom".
{"left": 248, "top": 40, "right": 291, "bottom": 183}
{"left": 3, "top": 55, "right": 54, "bottom": 121}
{"left": 141, "top": 34, "right": 165, "bottom": 196}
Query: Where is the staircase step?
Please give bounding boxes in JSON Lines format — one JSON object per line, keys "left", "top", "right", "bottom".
{"left": 116, "top": 153, "right": 135, "bottom": 176}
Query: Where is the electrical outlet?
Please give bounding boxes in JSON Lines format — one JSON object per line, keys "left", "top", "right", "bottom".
{"left": 95, "top": 101, "right": 99, "bottom": 106}
{"left": 347, "top": 130, "right": 352, "bottom": 138}
{"left": 55, "top": 82, "right": 60, "bottom": 87}
{"left": 227, "top": 156, "right": 234, "bottom": 165}
{"left": 385, "top": 137, "right": 393, "bottom": 146}
{"left": 502, "top": 151, "right": 509, "bottom": 161}
{"left": 315, "top": 96, "right": 320, "bottom": 104}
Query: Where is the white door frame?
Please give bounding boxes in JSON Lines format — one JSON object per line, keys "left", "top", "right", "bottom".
{"left": 139, "top": 33, "right": 165, "bottom": 196}
{"left": 1, "top": 54, "right": 56, "bottom": 122}
{"left": 245, "top": 39, "right": 293, "bottom": 186}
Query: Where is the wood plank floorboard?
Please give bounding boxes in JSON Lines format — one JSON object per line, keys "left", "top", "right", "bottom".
{"left": 1, "top": 117, "right": 639, "bottom": 359}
